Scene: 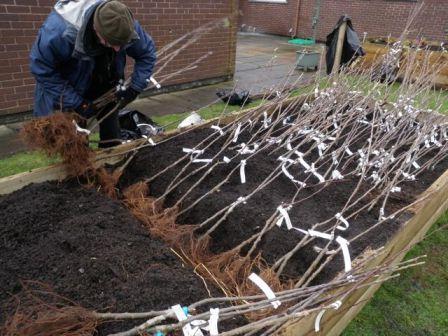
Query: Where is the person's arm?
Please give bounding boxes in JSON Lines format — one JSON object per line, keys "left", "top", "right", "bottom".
{"left": 30, "top": 24, "right": 84, "bottom": 112}
{"left": 125, "top": 21, "right": 157, "bottom": 93}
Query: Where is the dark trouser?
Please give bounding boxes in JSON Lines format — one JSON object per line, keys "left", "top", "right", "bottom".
{"left": 97, "top": 102, "right": 121, "bottom": 148}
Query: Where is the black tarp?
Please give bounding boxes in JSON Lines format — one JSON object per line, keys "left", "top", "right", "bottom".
{"left": 326, "top": 15, "right": 365, "bottom": 74}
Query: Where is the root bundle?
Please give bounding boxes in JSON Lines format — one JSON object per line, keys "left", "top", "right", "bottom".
{"left": 1, "top": 282, "right": 97, "bottom": 336}
{"left": 21, "top": 113, "right": 94, "bottom": 176}
{"left": 21, "top": 113, "right": 123, "bottom": 199}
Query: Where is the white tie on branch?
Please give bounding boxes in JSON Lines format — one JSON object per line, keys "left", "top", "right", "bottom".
{"left": 344, "top": 146, "right": 354, "bottom": 156}
{"left": 401, "top": 171, "right": 416, "bottom": 181}
{"left": 233, "top": 123, "right": 242, "bottom": 143}
{"left": 248, "top": 273, "right": 281, "bottom": 309}
{"left": 314, "top": 300, "right": 342, "bottom": 332}
{"left": 334, "top": 213, "right": 349, "bottom": 231}
{"left": 293, "top": 229, "right": 352, "bottom": 273}
{"left": 262, "top": 111, "right": 272, "bottom": 129}
{"left": 331, "top": 152, "right": 339, "bottom": 165}
{"left": 285, "top": 135, "right": 293, "bottom": 151}
{"left": 146, "top": 76, "right": 161, "bottom": 89}
{"left": 240, "top": 160, "right": 247, "bottom": 184}
{"left": 73, "top": 120, "right": 91, "bottom": 135}
{"left": 281, "top": 164, "right": 306, "bottom": 187}
{"left": 276, "top": 205, "right": 293, "bottom": 230}
{"left": 142, "top": 135, "right": 156, "bottom": 146}
{"left": 331, "top": 170, "right": 344, "bottom": 180}
{"left": 305, "top": 163, "right": 325, "bottom": 183}
{"left": 211, "top": 125, "right": 224, "bottom": 136}
{"left": 294, "top": 151, "right": 311, "bottom": 170}
{"left": 208, "top": 308, "right": 220, "bottom": 336}
{"left": 238, "top": 143, "right": 259, "bottom": 155}
{"left": 171, "top": 304, "right": 203, "bottom": 336}
{"left": 192, "top": 158, "right": 213, "bottom": 164}
{"left": 183, "top": 148, "right": 204, "bottom": 156}
{"left": 336, "top": 236, "right": 352, "bottom": 273}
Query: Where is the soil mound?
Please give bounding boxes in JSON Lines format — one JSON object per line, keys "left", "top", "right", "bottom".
{"left": 0, "top": 181, "right": 214, "bottom": 334}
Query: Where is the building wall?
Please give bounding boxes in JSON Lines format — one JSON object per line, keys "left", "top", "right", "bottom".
{"left": 238, "top": 0, "right": 298, "bottom": 36}
{"left": 239, "top": 0, "right": 447, "bottom": 41}
{"left": 0, "top": 0, "right": 238, "bottom": 118}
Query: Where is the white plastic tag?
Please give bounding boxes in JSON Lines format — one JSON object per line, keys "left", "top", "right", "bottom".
{"left": 262, "top": 111, "right": 271, "bottom": 129}
{"left": 315, "top": 300, "right": 342, "bottom": 332}
{"left": 142, "top": 135, "right": 156, "bottom": 146}
{"left": 334, "top": 213, "right": 349, "bottom": 231}
{"left": 294, "top": 151, "right": 311, "bottom": 170}
{"left": 211, "top": 125, "right": 224, "bottom": 136}
{"left": 248, "top": 273, "right": 281, "bottom": 309}
{"left": 208, "top": 308, "right": 220, "bottom": 336}
{"left": 171, "top": 305, "right": 203, "bottom": 336}
{"left": 276, "top": 205, "right": 293, "bottom": 230}
{"left": 183, "top": 148, "right": 204, "bottom": 155}
{"left": 148, "top": 76, "right": 161, "bottom": 89}
{"left": 192, "top": 159, "right": 213, "bottom": 164}
{"left": 305, "top": 163, "right": 325, "bottom": 183}
{"left": 336, "top": 236, "right": 352, "bottom": 273}
{"left": 332, "top": 170, "right": 344, "bottom": 180}
{"left": 232, "top": 123, "right": 242, "bottom": 143}
{"left": 281, "top": 164, "right": 306, "bottom": 187}
{"left": 240, "top": 160, "right": 247, "bottom": 184}
{"left": 73, "top": 120, "right": 91, "bottom": 135}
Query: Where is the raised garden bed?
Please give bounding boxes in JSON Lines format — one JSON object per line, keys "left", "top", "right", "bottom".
{"left": 1, "top": 88, "right": 447, "bottom": 335}
{"left": 0, "top": 181, "right": 249, "bottom": 334}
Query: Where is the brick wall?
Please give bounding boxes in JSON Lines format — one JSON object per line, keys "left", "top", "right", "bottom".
{"left": 0, "top": 0, "right": 238, "bottom": 118}
{"left": 238, "top": 0, "right": 298, "bottom": 36}
{"left": 239, "top": 0, "right": 447, "bottom": 42}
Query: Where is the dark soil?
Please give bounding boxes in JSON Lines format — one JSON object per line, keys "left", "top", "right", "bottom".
{"left": 0, "top": 181, "right": 242, "bottom": 334}
{"left": 120, "top": 127, "right": 448, "bottom": 283}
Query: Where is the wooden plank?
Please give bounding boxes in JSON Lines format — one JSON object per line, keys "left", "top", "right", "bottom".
{"left": 359, "top": 42, "right": 448, "bottom": 89}
{"left": 0, "top": 141, "right": 142, "bottom": 195}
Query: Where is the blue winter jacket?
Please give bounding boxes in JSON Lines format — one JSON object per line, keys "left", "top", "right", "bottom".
{"left": 30, "top": 0, "right": 156, "bottom": 117}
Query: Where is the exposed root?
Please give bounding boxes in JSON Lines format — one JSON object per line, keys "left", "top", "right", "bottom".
{"left": 123, "top": 182, "right": 195, "bottom": 245}
{"left": 1, "top": 282, "right": 98, "bottom": 336}
{"left": 95, "top": 167, "right": 123, "bottom": 199}
{"left": 21, "top": 113, "right": 95, "bottom": 176}
{"left": 21, "top": 113, "right": 123, "bottom": 199}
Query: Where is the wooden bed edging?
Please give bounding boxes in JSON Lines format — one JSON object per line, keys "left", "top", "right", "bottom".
{"left": 278, "top": 168, "right": 448, "bottom": 336}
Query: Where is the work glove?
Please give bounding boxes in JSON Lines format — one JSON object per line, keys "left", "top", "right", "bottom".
{"left": 75, "top": 101, "right": 97, "bottom": 119}
{"left": 115, "top": 87, "right": 139, "bottom": 108}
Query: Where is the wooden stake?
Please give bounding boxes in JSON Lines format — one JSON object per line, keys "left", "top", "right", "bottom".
{"left": 332, "top": 21, "right": 348, "bottom": 74}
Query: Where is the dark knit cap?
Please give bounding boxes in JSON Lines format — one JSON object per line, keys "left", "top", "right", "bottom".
{"left": 93, "top": 0, "right": 137, "bottom": 46}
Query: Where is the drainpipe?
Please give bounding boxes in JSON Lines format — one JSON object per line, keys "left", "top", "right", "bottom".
{"left": 294, "top": 0, "right": 302, "bottom": 38}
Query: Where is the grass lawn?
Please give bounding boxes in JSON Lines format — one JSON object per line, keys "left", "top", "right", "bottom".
{"left": 343, "top": 211, "right": 448, "bottom": 336}
{"left": 342, "top": 78, "right": 448, "bottom": 335}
